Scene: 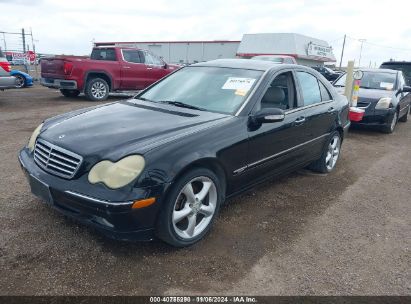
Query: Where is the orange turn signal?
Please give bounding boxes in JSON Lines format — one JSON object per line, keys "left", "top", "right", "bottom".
{"left": 132, "top": 197, "right": 156, "bottom": 209}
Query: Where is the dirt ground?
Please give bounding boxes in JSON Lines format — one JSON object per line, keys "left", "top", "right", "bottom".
{"left": 0, "top": 86, "right": 410, "bottom": 296}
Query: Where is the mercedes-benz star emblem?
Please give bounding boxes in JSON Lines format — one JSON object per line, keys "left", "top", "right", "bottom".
{"left": 58, "top": 134, "right": 65, "bottom": 139}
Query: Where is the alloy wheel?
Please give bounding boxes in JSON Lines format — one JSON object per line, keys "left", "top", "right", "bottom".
{"left": 172, "top": 176, "right": 217, "bottom": 240}
{"left": 390, "top": 111, "right": 398, "bottom": 132}
{"left": 15, "top": 75, "right": 25, "bottom": 88}
{"left": 325, "top": 135, "right": 340, "bottom": 171}
{"left": 90, "top": 81, "right": 107, "bottom": 99}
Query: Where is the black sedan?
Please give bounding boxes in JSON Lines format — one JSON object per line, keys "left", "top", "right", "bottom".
{"left": 333, "top": 68, "right": 411, "bottom": 133}
{"left": 19, "top": 59, "right": 350, "bottom": 247}
{"left": 311, "top": 66, "right": 342, "bottom": 82}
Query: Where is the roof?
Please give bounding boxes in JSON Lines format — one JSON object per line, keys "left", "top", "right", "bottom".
{"left": 192, "top": 58, "right": 297, "bottom": 71}
{"left": 237, "top": 33, "right": 336, "bottom": 62}
{"left": 381, "top": 61, "right": 411, "bottom": 65}
{"left": 95, "top": 40, "right": 241, "bottom": 46}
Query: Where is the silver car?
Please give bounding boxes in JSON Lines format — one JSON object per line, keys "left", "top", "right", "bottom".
{"left": 0, "top": 48, "right": 17, "bottom": 90}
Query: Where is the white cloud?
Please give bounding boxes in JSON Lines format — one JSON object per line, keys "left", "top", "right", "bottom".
{"left": 0, "top": 0, "right": 410, "bottom": 66}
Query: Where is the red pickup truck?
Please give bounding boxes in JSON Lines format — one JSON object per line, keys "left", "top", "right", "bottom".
{"left": 41, "top": 47, "right": 180, "bottom": 101}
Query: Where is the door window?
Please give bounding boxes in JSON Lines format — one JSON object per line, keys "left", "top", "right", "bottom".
{"left": 151, "top": 54, "right": 163, "bottom": 66}
{"left": 258, "top": 72, "right": 296, "bottom": 110}
{"left": 144, "top": 52, "right": 155, "bottom": 65}
{"left": 297, "top": 71, "right": 322, "bottom": 106}
{"left": 122, "top": 50, "right": 143, "bottom": 64}
{"left": 90, "top": 48, "right": 116, "bottom": 61}
{"left": 318, "top": 81, "right": 332, "bottom": 101}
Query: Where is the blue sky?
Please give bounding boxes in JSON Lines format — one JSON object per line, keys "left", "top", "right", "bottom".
{"left": 1, "top": 0, "right": 410, "bottom": 66}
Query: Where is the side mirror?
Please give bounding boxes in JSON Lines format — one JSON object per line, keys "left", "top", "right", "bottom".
{"left": 250, "top": 108, "right": 285, "bottom": 125}
{"left": 396, "top": 85, "right": 411, "bottom": 96}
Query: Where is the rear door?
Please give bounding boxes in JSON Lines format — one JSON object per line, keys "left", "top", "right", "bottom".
{"left": 397, "top": 72, "right": 411, "bottom": 116}
{"left": 120, "top": 49, "right": 147, "bottom": 90}
{"left": 294, "top": 70, "right": 338, "bottom": 158}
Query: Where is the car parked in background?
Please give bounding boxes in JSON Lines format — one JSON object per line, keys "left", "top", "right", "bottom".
{"left": 311, "top": 66, "right": 341, "bottom": 82}
{"left": 333, "top": 68, "right": 411, "bottom": 133}
{"left": 10, "top": 70, "right": 34, "bottom": 88}
{"left": 20, "top": 59, "right": 350, "bottom": 247}
{"left": 0, "top": 48, "right": 17, "bottom": 90}
{"left": 250, "top": 55, "right": 297, "bottom": 64}
{"left": 40, "top": 46, "right": 180, "bottom": 101}
{"left": 380, "top": 61, "right": 411, "bottom": 86}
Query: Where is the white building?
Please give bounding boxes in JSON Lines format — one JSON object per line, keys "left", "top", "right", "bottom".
{"left": 236, "top": 33, "right": 336, "bottom": 66}
{"left": 95, "top": 40, "right": 240, "bottom": 64}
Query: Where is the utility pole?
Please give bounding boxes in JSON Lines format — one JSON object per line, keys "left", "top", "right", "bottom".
{"left": 2, "top": 32, "right": 6, "bottom": 51}
{"left": 22, "top": 28, "right": 28, "bottom": 72}
{"left": 30, "top": 28, "right": 38, "bottom": 80}
{"left": 339, "top": 34, "right": 346, "bottom": 70}
{"left": 358, "top": 39, "right": 366, "bottom": 68}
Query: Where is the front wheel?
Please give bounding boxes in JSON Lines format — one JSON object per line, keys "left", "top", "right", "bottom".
{"left": 309, "top": 131, "right": 342, "bottom": 173}
{"left": 60, "top": 89, "right": 80, "bottom": 98}
{"left": 381, "top": 111, "right": 398, "bottom": 133}
{"left": 84, "top": 78, "right": 109, "bottom": 101}
{"left": 157, "top": 168, "right": 223, "bottom": 247}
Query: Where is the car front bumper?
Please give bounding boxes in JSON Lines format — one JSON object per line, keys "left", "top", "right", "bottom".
{"left": 41, "top": 78, "right": 78, "bottom": 90}
{"left": 18, "top": 148, "right": 169, "bottom": 241}
{"left": 351, "top": 108, "right": 396, "bottom": 128}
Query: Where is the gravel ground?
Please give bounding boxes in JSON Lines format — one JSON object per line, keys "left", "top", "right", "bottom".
{"left": 0, "top": 86, "right": 410, "bottom": 295}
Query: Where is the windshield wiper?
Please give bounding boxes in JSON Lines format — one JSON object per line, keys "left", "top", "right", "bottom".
{"left": 159, "top": 100, "right": 206, "bottom": 111}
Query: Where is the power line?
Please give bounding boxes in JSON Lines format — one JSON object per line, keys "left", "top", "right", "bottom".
{"left": 346, "top": 35, "right": 411, "bottom": 52}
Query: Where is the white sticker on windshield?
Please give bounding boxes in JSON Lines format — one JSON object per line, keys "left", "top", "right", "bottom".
{"left": 380, "top": 82, "right": 394, "bottom": 90}
{"left": 222, "top": 77, "right": 256, "bottom": 91}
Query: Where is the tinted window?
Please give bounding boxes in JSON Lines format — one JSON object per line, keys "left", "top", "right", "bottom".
{"left": 319, "top": 81, "right": 332, "bottom": 101}
{"left": 122, "top": 50, "right": 143, "bottom": 63}
{"left": 90, "top": 48, "right": 116, "bottom": 61}
{"left": 139, "top": 67, "right": 263, "bottom": 114}
{"left": 259, "top": 72, "right": 296, "bottom": 110}
{"left": 297, "top": 71, "right": 321, "bottom": 106}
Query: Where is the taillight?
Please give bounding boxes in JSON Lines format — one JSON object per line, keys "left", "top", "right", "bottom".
{"left": 0, "top": 61, "right": 11, "bottom": 73}
{"left": 63, "top": 62, "right": 73, "bottom": 75}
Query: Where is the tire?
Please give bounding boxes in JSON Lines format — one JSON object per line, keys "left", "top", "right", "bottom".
{"left": 156, "top": 167, "right": 223, "bottom": 247}
{"left": 399, "top": 105, "right": 409, "bottom": 122}
{"left": 309, "top": 131, "right": 342, "bottom": 173}
{"left": 15, "top": 75, "right": 26, "bottom": 88}
{"left": 60, "top": 89, "right": 80, "bottom": 98}
{"left": 381, "top": 110, "right": 398, "bottom": 133}
{"left": 84, "top": 78, "right": 109, "bottom": 101}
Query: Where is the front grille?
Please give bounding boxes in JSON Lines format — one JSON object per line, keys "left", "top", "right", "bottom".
{"left": 34, "top": 139, "right": 83, "bottom": 179}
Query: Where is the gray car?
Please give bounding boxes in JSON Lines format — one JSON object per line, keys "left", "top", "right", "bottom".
{"left": 0, "top": 48, "right": 17, "bottom": 90}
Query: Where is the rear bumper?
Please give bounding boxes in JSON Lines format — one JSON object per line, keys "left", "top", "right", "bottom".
{"left": 41, "top": 78, "right": 78, "bottom": 90}
{"left": 0, "top": 76, "right": 17, "bottom": 89}
{"left": 18, "top": 148, "right": 170, "bottom": 241}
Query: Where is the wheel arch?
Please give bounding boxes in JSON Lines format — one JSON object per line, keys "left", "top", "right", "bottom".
{"left": 84, "top": 71, "right": 113, "bottom": 91}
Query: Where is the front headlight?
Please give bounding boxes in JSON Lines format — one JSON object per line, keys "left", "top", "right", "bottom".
{"left": 88, "top": 155, "right": 145, "bottom": 189}
{"left": 27, "top": 123, "right": 43, "bottom": 152}
{"left": 375, "top": 97, "right": 392, "bottom": 109}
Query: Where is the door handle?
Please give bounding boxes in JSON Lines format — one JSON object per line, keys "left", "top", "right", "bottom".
{"left": 294, "top": 116, "right": 306, "bottom": 125}
{"left": 147, "top": 67, "right": 153, "bottom": 70}
{"left": 123, "top": 66, "right": 131, "bottom": 69}
{"left": 327, "top": 107, "right": 335, "bottom": 113}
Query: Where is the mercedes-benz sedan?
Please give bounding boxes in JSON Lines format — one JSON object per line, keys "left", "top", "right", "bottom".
{"left": 19, "top": 59, "right": 350, "bottom": 247}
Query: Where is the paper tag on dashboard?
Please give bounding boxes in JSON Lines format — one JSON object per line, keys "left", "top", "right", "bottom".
{"left": 380, "top": 82, "right": 394, "bottom": 90}
{"left": 222, "top": 77, "right": 256, "bottom": 91}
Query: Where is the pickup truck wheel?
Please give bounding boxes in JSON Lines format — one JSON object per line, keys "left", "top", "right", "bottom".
{"left": 60, "top": 89, "right": 80, "bottom": 98}
{"left": 85, "top": 78, "right": 109, "bottom": 101}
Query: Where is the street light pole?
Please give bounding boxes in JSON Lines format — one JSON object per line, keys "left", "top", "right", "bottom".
{"left": 358, "top": 39, "right": 366, "bottom": 68}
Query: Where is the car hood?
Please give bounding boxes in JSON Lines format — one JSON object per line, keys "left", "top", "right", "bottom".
{"left": 39, "top": 100, "right": 230, "bottom": 159}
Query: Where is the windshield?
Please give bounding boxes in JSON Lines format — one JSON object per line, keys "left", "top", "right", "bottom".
{"left": 137, "top": 66, "right": 263, "bottom": 114}
{"left": 252, "top": 56, "right": 283, "bottom": 63}
{"left": 334, "top": 71, "right": 397, "bottom": 90}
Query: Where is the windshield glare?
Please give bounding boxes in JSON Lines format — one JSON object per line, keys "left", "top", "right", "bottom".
{"left": 137, "top": 66, "right": 263, "bottom": 114}
{"left": 334, "top": 71, "right": 397, "bottom": 90}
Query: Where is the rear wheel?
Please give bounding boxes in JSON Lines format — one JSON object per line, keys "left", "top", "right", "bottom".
{"left": 157, "top": 168, "right": 222, "bottom": 247}
{"left": 381, "top": 111, "right": 398, "bottom": 133}
{"left": 309, "top": 131, "right": 341, "bottom": 173}
{"left": 85, "top": 78, "right": 109, "bottom": 101}
{"left": 399, "top": 105, "right": 409, "bottom": 122}
{"left": 60, "top": 89, "right": 80, "bottom": 98}
{"left": 15, "top": 75, "right": 26, "bottom": 88}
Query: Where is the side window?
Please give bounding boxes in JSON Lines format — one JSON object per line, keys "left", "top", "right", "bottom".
{"left": 122, "top": 50, "right": 143, "bottom": 64}
{"left": 296, "top": 71, "right": 321, "bottom": 106}
{"left": 398, "top": 72, "right": 405, "bottom": 90}
{"left": 259, "top": 72, "right": 296, "bottom": 110}
{"left": 318, "top": 81, "right": 332, "bottom": 101}
{"left": 151, "top": 53, "right": 163, "bottom": 65}
{"left": 90, "top": 48, "right": 116, "bottom": 61}
{"left": 144, "top": 52, "right": 154, "bottom": 65}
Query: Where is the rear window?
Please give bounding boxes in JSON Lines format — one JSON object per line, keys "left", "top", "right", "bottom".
{"left": 90, "top": 48, "right": 116, "bottom": 61}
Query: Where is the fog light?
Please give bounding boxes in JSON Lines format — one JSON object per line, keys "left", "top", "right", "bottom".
{"left": 132, "top": 197, "right": 156, "bottom": 209}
